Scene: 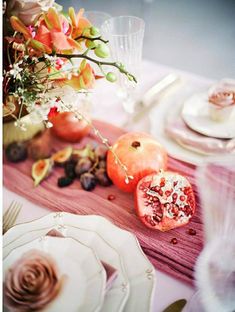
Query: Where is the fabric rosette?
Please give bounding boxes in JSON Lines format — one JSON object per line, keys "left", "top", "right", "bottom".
{"left": 208, "top": 79, "right": 235, "bottom": 121}
{"left": 4, "top": 250, "right": 65, "bottom": 311}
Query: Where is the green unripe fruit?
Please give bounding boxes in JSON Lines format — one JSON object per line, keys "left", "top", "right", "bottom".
{"left": 83, "top": 28, "right": 91, "bottom": 37}
{"left": 90, "top": 26, "right": 100, "bottom": 36}
{"left": 106, "top": 72, "right": 117, "bottom": 82}
{"left": 94, "top": 43, "right": 110, "bottom": 58}
{"left": 85, "top": 39, "right": 98, "bottom": 49}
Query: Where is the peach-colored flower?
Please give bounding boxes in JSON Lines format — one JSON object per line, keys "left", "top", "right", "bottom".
{"left": 10, "top": 8, "right": 82, "bottom": 54}
{"left": 55, "top": 60, "right": 96, "bottom": 90}
{"left": 4, "top": 250, "right": 65, "bottom": 312}
{"left": 68, "top": 7, "right": 91, "bottom": 39}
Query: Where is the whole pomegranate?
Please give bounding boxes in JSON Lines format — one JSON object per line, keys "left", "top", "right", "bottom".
{"left": 49, "top": 112, "right": 90, "bottom": 143}
{"left": 135, "top": 171, "right": 196, "bottom": 231}
{"left": 107, "top": 132, "right": 167, "bottom": 192}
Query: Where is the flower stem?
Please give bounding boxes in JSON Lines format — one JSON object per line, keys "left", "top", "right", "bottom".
{"left": 55, "top": 53, "right": 137, "bottom": 83}
{"left": 75, "top": 35, "right": 108, "bottom": 44}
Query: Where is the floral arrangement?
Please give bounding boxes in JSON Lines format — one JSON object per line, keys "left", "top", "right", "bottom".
{"left": 3, "top": 0, "right": 136, "bottom": 183}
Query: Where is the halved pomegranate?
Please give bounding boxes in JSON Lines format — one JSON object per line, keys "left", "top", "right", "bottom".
{"left": 135, "top": 171, "right": 196, "bottom": 231}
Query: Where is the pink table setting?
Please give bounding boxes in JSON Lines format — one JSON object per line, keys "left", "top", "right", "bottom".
{"left": 2, "top": 1, "right": 235, "bottom": 312}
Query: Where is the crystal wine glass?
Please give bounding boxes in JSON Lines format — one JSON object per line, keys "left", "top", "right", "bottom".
{"left": 84, "top": 11, "right": 112, "bottom": 29}
{"left": 101, "top": 15, "right": 145, "bottom": 114}
{"left": 184, "top": 156, "right": 235, "bottom": 312}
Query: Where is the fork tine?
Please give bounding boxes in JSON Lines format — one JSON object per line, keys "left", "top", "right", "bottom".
{"left": 3, "top": 202, "right": 22, "bottom": 233}
{"left": 3, "top": 201, "right": 16, "bottom": 221}
{"left": 7, "top": 205, "right": 21, "bottom": 230}
{"left": 3, "top": 201, "right": 17, "bottom": 229}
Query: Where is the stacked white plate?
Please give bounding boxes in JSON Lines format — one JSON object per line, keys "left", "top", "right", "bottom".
{"left": 3, "top": 212, "right": 156, "bottom": 312}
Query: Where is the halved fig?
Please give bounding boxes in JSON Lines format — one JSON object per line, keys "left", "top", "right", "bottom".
{"left": 135, "top": 171, "right": 196, "bottom": 231}
{"left": 32, "top": 158, "right": 53, "bottom": 186}
{"left": 72, "top": 144, "right": 95, "bottom": 162}
{"left": 51, "top": 146, "right": 72, "bottom": 165}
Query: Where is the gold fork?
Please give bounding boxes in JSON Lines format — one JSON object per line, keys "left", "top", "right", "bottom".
{"left": 3, "top": 201, "right": 22, "bottom": 234}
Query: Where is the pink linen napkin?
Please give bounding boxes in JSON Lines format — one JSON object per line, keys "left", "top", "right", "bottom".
{"left": 46, "top": 229, "right": 118, "bottom": 291}
{"left": 165, "top": 112, "right": 235, "bottom": 155}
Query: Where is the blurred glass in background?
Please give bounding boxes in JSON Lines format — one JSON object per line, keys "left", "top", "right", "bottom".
{"left": 57, "top": 0, "right": 235, "bottom": 79}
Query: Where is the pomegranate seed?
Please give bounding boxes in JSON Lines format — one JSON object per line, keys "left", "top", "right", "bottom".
{"left": 188, "top": 228, "right": 196, "bottom": 236}
{"left": 184, "top": 205, "right": 192, "bottom": 216}
{"left": 158, "top": 189, "right": 163, "bottom": 196}
{"left": 160, "top": 178, "right": 165, "bottom": 187}
{"left": 165, "top": 190, "right": 171, "bottom": 197}
{"left": 152, "top": 197, "right": 159, "bottom": 202}
{"left": 173, "top": 181, "right": 178, "bottom": 187}
{"left": 107, "top": 194, "right": 116, "bottom": 201}
{"left": 179, "top": 195, "right": 185, "bottom": 201}
{"left": 153, "top": 210, "right": 163, "bottom": 221}
{"left": 170, "top": 238, "right": 178, "bottom": 245}
{"left": 153, "top": 186, "right": 160, "bottom": 192}
{"left": 172, "top": 193, "right": 178, "bottom": 199}
{"left": 171, "top": 204, "right": 179, "bottom": 214}
{"left": 145, "top": 215, "right": 156, "bottom": 226}
{"left": 150, "top": 220, "right": 156, "bottom": 226}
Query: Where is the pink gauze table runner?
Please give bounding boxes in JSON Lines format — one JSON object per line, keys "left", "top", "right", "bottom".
{"left": 3, "top": 120, "right": 204, "bottom": 286}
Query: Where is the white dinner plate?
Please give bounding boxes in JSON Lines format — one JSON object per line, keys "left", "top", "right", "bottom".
{"left": 149, "top": 92, "right": 209, "bottom": 165}
{"left": 3, "top": 236, "right": 106, "bottom": 312}
{"left": 4, "top": 212, "right": 156, "bottom": 312}
{"left": 182, "top": 92, "right": 235, "bottom": 139}
{"left": 4, "top": 224, "right": 130, "bottom": 312}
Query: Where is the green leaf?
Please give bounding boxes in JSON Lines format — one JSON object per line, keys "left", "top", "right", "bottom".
{"left": 162, "top": 299, "right": 187, "bottom": 312}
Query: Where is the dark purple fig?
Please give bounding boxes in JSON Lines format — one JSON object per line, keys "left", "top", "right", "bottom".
{"left": 64, "top": 160, "right": 77, "bottom": 179}
{"left": 6, "top": 142, "right": 28, "bottom": 163}
{"left": 95, "top": 168, "right": 112, "bottom": 186}
{"left": 94, "top": 145, "right": 108, "bottom": 160}
{"left": 75, "top": 157, "right": 93, "bottom": 177}
{"left": 57, "top": 176, "right": 74, "bottom": 187}
{"left": 80, "top": 172, "right": 96, "bottom": 191}
{"left": 98, "top": 160, "right": 106, "bottom": 169}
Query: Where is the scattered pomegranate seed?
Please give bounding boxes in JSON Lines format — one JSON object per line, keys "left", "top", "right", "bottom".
{"left": 165, "top": 190, "right": 171, "bottom": 197}
{"left": 107, "top": 194, "right": 116, "bottom": 201}
{"left": 170, "top": 238, "right": 178, "bottom": 245}
{"left": 188, "top": 228, "right": 196, "bottom": 236}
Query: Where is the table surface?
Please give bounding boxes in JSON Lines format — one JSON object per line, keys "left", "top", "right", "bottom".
{"left": 3, "top": 59, "right": 215, "bottom": 311}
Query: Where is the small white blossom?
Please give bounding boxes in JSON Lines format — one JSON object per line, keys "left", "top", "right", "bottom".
{"left": 14, "top": 119, "right": 27, "bottom": 131}
{"left": 9, "top": 63, "right": 23, "bottom": 79}
{"left": 45, "top": 121, "right": 53, "bottom": 128}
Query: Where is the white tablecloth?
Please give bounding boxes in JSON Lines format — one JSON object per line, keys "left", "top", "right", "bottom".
{"left": 3, "top": 59, "right": 216, "bottom": 311}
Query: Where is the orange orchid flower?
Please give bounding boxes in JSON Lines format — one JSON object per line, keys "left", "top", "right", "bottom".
{"left": 10, "top": 8, "right": 82, "bottom": 54}
{"left": 68, "top": 8, "right": 91, "bottom": 39}
{"left": 10, "top": 16, "right": 32, "bottom": 39}
{"left": 34, "top": 8, "right": 81, "bottom": 53}
{"left": 54, "top": 60, "right": 96, "bottom": 90}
